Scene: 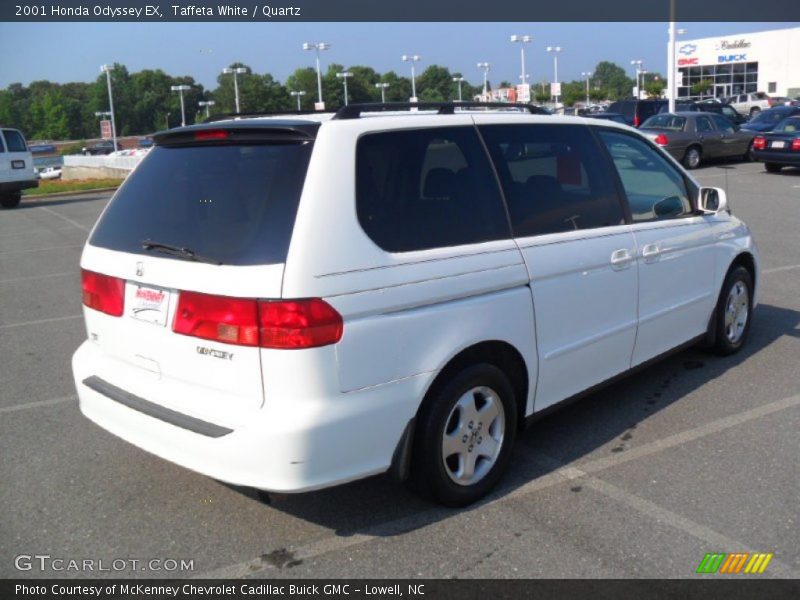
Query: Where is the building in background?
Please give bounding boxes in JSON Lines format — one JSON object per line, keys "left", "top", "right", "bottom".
{"left": 674, "top": 27, "right": 800, "bottom": 100}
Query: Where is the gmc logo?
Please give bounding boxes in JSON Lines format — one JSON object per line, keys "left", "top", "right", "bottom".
{"left": 718, "top": 54, "right": 747, "bottom": 63}
{"left": 678, "top": 58, "right": 699, "bottom": 66}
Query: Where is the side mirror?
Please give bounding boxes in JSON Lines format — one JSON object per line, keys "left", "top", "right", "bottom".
{"left": 698, "top": 187, "right": 728, "bottom": 214}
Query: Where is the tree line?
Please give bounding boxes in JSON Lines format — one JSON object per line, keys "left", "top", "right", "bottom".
{"left": 0, "top": 60, "right": 661, "bottom": 141}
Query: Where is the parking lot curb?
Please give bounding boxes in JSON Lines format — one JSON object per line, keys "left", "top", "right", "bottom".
{"left": 23, "top": 187, "right": 120, "bottom": 200}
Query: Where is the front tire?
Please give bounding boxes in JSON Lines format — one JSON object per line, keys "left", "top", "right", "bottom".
{"left": 765, "top": 163, "right": 782, "bottom": 173}
{"left": 0, "top": 192, "right": 21, "bottom": 208}
{"left": 410, "top": 364, "right": 517, "bottom": 507}
{"left": 711, "top": 266, "right": 753, "bottom": 356}
{"left": 683, "top": 146, "right": 702, "bottom": 169}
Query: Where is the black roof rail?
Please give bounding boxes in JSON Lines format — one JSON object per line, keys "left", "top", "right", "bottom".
{"left": 332, "top": 101, "right": 551, "bottom": 120}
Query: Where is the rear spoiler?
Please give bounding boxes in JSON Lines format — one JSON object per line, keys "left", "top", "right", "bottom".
{"left": 153, "top": 125, "right": 317, "bottom": 147}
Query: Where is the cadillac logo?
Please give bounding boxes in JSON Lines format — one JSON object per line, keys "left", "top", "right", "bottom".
{"left": 715, "top": 39, "right": 751, "bottom": 51}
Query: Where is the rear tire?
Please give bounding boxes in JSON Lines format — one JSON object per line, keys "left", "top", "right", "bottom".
{"left": 410, "top": 364, "right": 517, "bottom": 507}
{"left": 741, "top": 141, "right": 753, "bottom": 162}
{"left": 711, "top": 266, "right": 753, "bottom": 356}
{"left": 0, "top": 193, "right": 21, "bottom": 209}
{"left": 682, "top": 146, "right": 702, "bottom": 169}
{"left": 765, "top": 163, "right": 782, "bottom": 173}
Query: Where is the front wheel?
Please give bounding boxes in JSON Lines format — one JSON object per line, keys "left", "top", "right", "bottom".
{"left": 765, "top": 163, "right": 782, "bottom": 173}
{"left": 711, "top": 266, "right": 754, "bottom": 355}
{"left": 410, "top": 364, "right": 517, "bottom": 507}
{"left": 683, "top": 146, "right": 702, "bottom": 169}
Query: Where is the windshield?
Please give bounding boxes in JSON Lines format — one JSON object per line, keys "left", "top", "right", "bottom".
{"left": 641, "top": 115, "right": 686, "bottom": 131}
{"left": 89, "top": 141, "right": 313, "bottom": 266}
{"left": 775, "top": 118, "right": 800, "bottom": 133}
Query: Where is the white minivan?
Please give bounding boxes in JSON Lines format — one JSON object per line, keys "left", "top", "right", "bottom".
{"left": 73, "top": 103, "right": 759, "bottom": 506}
{"left": 0, "top": 127, "right": 38, "bottom": 208}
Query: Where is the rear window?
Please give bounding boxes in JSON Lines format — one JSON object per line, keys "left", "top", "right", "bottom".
{"left": 641, "top": 115, "right": 686, "bottom": 131}
{"left": 2, "top": 130, "right": 28, "bottom": 152}
{"left": 776, "top": 118, "right": 800, "bottom": 133}
{"left": 89, "top": 142, "right": 313, "bottom": 266}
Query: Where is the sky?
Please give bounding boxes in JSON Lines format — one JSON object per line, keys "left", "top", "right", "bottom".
{"left": 0, "top": 21, "right": 797, "bottom": 90}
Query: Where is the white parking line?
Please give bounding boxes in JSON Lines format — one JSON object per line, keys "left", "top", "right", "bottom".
{"left": 0, "top": 271, "right": 77, "bottom": 285}
{"left": 38, "top": 206, "right": 92, "bottom": 233}
{"left": 763, "top": 264, "right": 800, "bottom": 274}
{"left": 197, "top": 391, "right": 800, "bottom": 579}
{"left": 0, "top": 243, "right": 83, "bottom": 255}
{"left": 0, "top": 395, "right": 76, "bottom": 415}
{"left": 0, "top": 314, "right": 82, "bottom": 330}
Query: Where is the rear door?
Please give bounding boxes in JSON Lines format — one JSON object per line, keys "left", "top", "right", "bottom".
{"left": 1, "top": 129, "right": 35, "bottom": 185}
{"left": 596, "top": 128, "right": 717, "bottom": 366}
{"left": 81, "top": 128, "right": 314, "bottom": 425}
{"left": 695, "top": 115, "right": 723, "bottom": 158}
{"left": 479, "top": 122, "right": 637, "bottom": 411}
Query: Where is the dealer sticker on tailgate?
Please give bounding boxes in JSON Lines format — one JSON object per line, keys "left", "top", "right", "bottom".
{"left": 128, "top": 283, "right": 171, "bottom": 326}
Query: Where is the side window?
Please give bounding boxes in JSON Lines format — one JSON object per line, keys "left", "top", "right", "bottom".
{"left": 356, "top": 127, "right": 510, "bottom": 253}
{"left": 597, "top": 130, "right": 693, "bottom": 223}
{"left": 2, "top": 130, "right": 27, "bottom": 152}
{"left": 479, "top": 124, "right": 624, "bottom": 237}
{"left": 711, "top": 115, "right": 734, "bottom": 133}
{"left": 695, "top": 117, "right": 714, "bottom": 133}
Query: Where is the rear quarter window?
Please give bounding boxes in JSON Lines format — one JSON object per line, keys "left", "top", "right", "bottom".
{"left": 89, "top": 141, "right": 313, "bottom": 266}
{"left": 2, "top": 130, "right": 28, "bottom": 152}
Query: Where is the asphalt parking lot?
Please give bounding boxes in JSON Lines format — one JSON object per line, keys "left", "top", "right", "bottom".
{"left": 1, "top": 161, "right": 798, "bottom": 580}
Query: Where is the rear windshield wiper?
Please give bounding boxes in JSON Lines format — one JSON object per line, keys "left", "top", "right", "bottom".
{"left": 141, "top": 240, "right": 223, "bottom": 265}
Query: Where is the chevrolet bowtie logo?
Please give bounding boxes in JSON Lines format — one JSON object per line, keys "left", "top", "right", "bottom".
{"left": 679, "top": 44, "right": 697, "bottom": 56}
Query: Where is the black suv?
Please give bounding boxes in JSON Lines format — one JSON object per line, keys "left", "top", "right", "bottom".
{"left": 82, "top": 140, "right": 117, "bottom": 155}
{"left": 607, "top": 99, "right": 668, "bottom": 128}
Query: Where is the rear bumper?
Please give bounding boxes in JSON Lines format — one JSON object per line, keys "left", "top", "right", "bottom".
{"left": 72, "top": 341, "right": 424, "bottom": 492}
{"left": 0, "top": 179, "right": 38, "bottom": 194}
{"left": 752, "top": 151, "right": 800, "bottom": 166}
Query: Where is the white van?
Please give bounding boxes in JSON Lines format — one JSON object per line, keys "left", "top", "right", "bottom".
{"left": 0, "top": 127, "right": 38, "bottom": 208}
{"left": 72, "top": 103, "right": 759, "bottom": 506}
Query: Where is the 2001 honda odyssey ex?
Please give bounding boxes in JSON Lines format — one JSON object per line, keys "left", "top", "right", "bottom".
{"left": 72, "top": 103, "right": 759, "bottom": 506}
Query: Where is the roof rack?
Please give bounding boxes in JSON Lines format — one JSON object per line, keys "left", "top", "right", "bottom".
{"left": 207, "top": 109, "right": 334, "bottom": 123}
{"left": 332, "top": 101, "right": 551, "bottom": 120}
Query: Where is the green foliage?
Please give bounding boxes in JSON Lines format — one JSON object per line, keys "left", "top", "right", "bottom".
{"left": 691, "top": 79, "right": 714, "bottom": 95}
{"left": 591, "top": 61, "right": 634, "bottom": 101}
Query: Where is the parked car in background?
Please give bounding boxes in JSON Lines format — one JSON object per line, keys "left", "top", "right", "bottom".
{"left": 0, "top": 127, "right": 38, "bottom": 208}
{"left": 138, "top": 137, "right": 154, "bottom": 149}
{"left": 607, "top": 99, "right": 667, "bottom": 127}
{"left": 82, "top": 140, "right": 117, "bottom": 155}
{"left": 672, "top": 101, "right": 748, "bottom": 126}
{"left": 585, "top": 112, "right": 628, "bottom": 125}
{"left": 727, "top": 92, "right": 775, "bottom": 118}
{"left": 751, "top": 116, "right": 800, "bottom": 173}
{"left": 640, "top": 112, "right": 755, "bottom": 169}
{"left": 741, "top": 106, "right": 800, "bottom": 133}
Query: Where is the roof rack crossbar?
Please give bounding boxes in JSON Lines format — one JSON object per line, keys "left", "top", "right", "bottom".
{"left": 332, "top": 101, "right": 550, "bottom": 120}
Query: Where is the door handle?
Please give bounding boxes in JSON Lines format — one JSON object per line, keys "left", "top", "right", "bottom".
{"left": 641, "top": 244, "right": 661, "bottom": 263}
{"left": 610, "top": 249, "right": 633, "bottom": 270}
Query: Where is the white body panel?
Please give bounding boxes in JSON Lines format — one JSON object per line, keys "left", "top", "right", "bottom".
{"left": 72, "top": 112, "right": 760, "bottom": 494}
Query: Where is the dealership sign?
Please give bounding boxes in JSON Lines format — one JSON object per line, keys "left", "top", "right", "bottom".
{"left": 678, "top": 58, "right": 699, "bottom": 66}
{"left": 718, "top": 54, "right": 748, "bottom": 63}
{"left": 715, "top": 39, "right": 751, "bottom": 51}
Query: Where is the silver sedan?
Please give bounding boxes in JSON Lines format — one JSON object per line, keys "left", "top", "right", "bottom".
{"left": 640, "top": 112, "right": 755, "bottom": 169}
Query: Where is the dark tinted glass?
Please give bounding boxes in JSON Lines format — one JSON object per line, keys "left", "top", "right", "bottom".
{"left": 598, "top": 130, "right": 692, "bottom": 223}
{"left": 479, "top": 124, "right": 624, "bottom": 237}
{"left": 2, "top": 130, "right": 27, "bottom": 152}
{"left": 776, "top": 118, "right": 800, "bottom": 133}
{"left": 695, "top": 116, "right": 714, "bottom": 133}
{"left": 642, "top": 115, "right": 686, "bottom": 131}
{"left": 356, "top": 127, "right": 510, "bottom": 252}
{"left": 89, "top": 142, "right": 313, "bottom": 266}
{"left": 710, "top": 115, "right": 734, "bottom": 133}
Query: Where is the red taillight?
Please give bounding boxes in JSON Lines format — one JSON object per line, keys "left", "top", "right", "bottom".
{"left": 654, "top": 133, "right": 669, "bottom": 146}
{"left": 752, "top": 136, "right": 767, "bottom": 150}
{"left": 258, "top": 299, "right": 343, "bottom": 349}
{"left": 791, "top": 139, "right": 800, "bottom": 151}
{"left": 633, "top": 114, "right": 641, "bottom": 128}
{"left": 172, "top": 293, "right": 343, "bottom": 349}
{"left": 194, "top": 129, "right": 229, "bottom": 141}
{"left": 173, "top": 291, "right": 260, "bottom": 346}
{"left": 81, "top": 269, "right": 125, "bottom": 317}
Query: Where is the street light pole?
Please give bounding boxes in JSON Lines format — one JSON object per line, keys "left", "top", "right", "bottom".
{"left": 290, "top": 90, "right": 306, "bottom": 111}
{"left": 630, "top": 60, "right": 644, "bottom": 99}
{"left": 171, "top": 85, "right": 190, "bottom": 127}
{"left": 452, "top": 77, "right": 465, "bottom": 102}
{"left": 510, "top": 35, "right": 533, "bottom": 89}
{"left": 477, "top": 62, "right": 491, "bottom": 98}
{"left": 99, "top": 64, "right": 118, "bottom": 152}
{"left": 401, "top": 55, "right": 421, "bottom": 101}
{"left": 546, "top": 47, "right": 563, "bottom": 104}
{"left": 222, "top": 67, "right": 248, "bottom": 113}
{"left": 336, "top": 72, "right": 353, "bottom": 105}
{"left": 582, "top": 71, "right": 593, "bottom": 104}
{"left": 375, "top": 82, "right": 390, "bottom": 103}
{"left": 198, "top": 100, "right": 215, "bottom": 119}
{"left": 303, "top": 42, "right": 331, "bottom": 110}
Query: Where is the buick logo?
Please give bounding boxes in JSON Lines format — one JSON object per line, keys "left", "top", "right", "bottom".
{"left": 136, "top": 262, "right": 144, "bottom": 277}
{"left": 679, "top": 44, "right": 697, "bottom": 56}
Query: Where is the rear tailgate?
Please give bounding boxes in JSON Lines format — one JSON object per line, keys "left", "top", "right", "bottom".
{"left": 79, "top": 124, "right": 315, "bottom": 427}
